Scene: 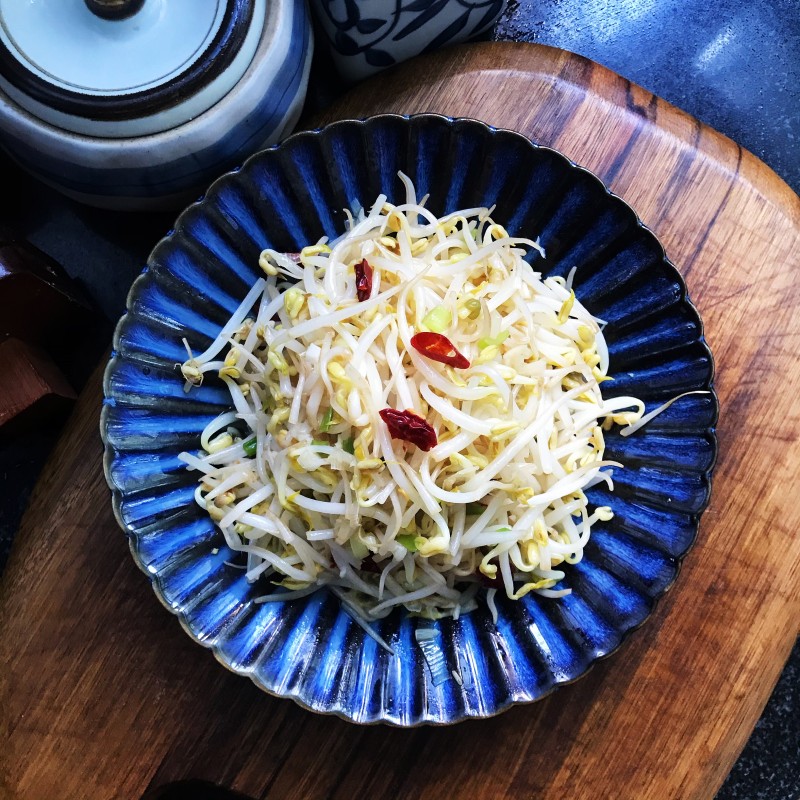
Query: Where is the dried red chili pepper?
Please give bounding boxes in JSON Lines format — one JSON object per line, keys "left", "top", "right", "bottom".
{"left": 379, "top": 408, "right": 438, "bottom": 451}
{"left": 355, "top": 259, "right": 373, "bottom": 302}
{"left": 410, "top": 332, "right": 470, "bottom": 369}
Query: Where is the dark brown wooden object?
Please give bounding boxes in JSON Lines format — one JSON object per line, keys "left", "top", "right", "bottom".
{"left": 0, "top": 228, "right": 93, "bottom": 348}
{"left": 1, "top": 43, "right": 798, "bottom": 800}
{"left": 0, "top": 228, "right": 91, "bottom": 432}
{"left": 0, "top": 338, "right": 76, "bottom": 437}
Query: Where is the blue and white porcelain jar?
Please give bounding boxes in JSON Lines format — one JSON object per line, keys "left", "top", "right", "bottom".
{"left": 310, "top": 0, "right": 506, "bottom": 82}
{"left": 0, "top": 0, "right": 313, "bottom": 209}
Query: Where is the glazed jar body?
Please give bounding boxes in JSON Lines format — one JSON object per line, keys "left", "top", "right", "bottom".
{"left": 0, "top": 0, "right": 314, "bottom": 209}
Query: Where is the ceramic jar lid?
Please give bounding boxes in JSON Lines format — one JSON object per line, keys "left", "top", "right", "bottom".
{"left": 0, "top": 0, "right": 264, "bottom": 137}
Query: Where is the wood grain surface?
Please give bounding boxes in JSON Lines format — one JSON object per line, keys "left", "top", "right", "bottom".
{"left": 2, "top": 43, "right": 799, "bottom": 800}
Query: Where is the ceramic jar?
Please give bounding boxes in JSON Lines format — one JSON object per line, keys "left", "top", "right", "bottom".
{"left": 310, "top": 0, "right": 507, "bottom": 82}
{"left": 0, "top": 0, "right": 313, "bottom": 209}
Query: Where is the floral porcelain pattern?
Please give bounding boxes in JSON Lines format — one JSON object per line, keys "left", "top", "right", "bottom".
{"left": 311, "top": 0, "right": 507, "bottom": 80}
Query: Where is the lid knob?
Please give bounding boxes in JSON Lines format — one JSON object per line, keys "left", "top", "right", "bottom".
{"left": 84, "top": 0, "right": 145, "bottom": 20}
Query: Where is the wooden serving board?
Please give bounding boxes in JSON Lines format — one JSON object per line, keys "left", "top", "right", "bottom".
{"left": 2, "top": 43, "right": 799, "bottom": 800}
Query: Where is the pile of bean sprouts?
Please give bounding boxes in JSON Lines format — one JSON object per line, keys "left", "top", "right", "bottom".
{"left": 179, "top": 174, "right": 647, "bottom": 626}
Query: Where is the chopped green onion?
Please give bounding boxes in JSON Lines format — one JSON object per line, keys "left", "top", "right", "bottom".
{"left": 465, "top": 502, "right": 487, "bottom": 515}
{"left": 396, "top": 533, "right": 418, "bottom": 552}
{"left": 463, "top": 298, "right": 481, "bottom": 320}
{"left": 312, "top": 439, "right": 328, "bottom": 447}
{"left": 343, "top": 436, "right": 355, "bottom": 454}
{"left": 350, "top": 536, "right": 369, "bottom": 560}
{"left": 243, "top": 437, "right": 257, "bottom": 457}
{"left": 349, "top": 536, "right": 369, "bottom": 560}
{"left": 478, "top": 330, "right": 509, "bottom": 351}
{"left": 421, "top": 305, "right": 452, "bottom": 333}
{"left": 320, "top": 407, "right": 334, "bottom": 432}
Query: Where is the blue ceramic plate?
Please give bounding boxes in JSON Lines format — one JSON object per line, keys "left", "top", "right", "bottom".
{"left": 102, "top": 114, "right": 717, "bottom": 725}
